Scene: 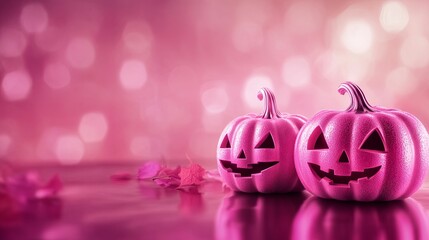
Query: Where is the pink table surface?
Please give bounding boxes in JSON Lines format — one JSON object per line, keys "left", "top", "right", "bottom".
{"left": 1, "top": 165, "right": 429, "bottom": 240}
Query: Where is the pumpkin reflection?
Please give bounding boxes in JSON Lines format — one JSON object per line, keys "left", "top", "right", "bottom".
{"left": 216, "top": 192, "right": 307, "bottom": 240}
{"left": 292, "top": 197, "right": 429, "bottom": 240}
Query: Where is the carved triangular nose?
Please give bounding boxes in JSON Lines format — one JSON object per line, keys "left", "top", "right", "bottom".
{"left": 339, "top": 151, "right": 349, "bottom": 163}
{"left": 238, "top": 150, "right": 246, "bottom": 159}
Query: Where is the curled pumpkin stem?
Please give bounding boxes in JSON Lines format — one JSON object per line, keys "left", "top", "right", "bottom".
{"left": 338, "top": 82, "right": 375, "bottom": 113}
{"left": 257, "top": 88, "right": 281, "bottom": 119}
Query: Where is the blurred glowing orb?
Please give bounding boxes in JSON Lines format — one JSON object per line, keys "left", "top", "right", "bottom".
{"left": 380, "top": 1, "right": 409, "bottom": 33}
{"left": 1, "top": 70, "right": 32, "bottom": 101}
{"left": 232, "top": 22, "right": 263, "bottom": 53}
{"left": 119, "top": 60, "right": 147, "bottom": 90}
{"left": 282, "top": 56, "right": 311, "bottom": 88}
{"left": 386, "top": 67, "right": 417, "bottom": 95}
{"left": 400, "top": 35, "right": 429, "bottom": 68}
{"left": 341, "top": 20, "right": 373, "bottom": 54}
{"left": 284, "top": 1, "right": 325, "bottom": 35}
{"left": 202, "top": 113, "right": 226, "bottom": 133}
{"left": 130, "top": 136, "right": 152, "bottom": 158}
{"left": 66, "top": 38, "right": 96, "bottom": 69}
{"left": 243, "top": 74, "right": 273, "bottom": 108}
{"left": 43, "top": 62, "right": 71, "bottom": 89}
{"left": 201, "top": 87, "right": 229, "bottom": 114}
{"left": 0, "top": 28, "right": 27, "bottom": 58}
{"left": 55, "top": 135, "right": 84, "bottom": 165}
{"left": 122, "top": 21, "right": 152, "bottom": 54}
{"left": 0, "top": 134, "right": 11, "bottom": 157}
{"left": 78, "top": 112, "right": 108, "bottom": 143}
{"left": 35, "top": 27, "right": 64, "bottom": 52}
{"left": 20, "top": 3, "right": 49, "bottom": 33}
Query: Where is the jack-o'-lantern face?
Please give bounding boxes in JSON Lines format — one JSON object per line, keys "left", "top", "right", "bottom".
{"left": 306, "top": 126, "right": 384, "bottom": 186}
{"left": 294, "top": 82, "right": 429, "bottom": 201}
{"left": 219, "top": 132, "right": 278, "bottom": 177}
{"left": 217, "top": 88, "right": 306, "bottom": 193}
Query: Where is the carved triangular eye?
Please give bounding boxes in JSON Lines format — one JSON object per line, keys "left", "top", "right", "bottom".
{"left": 220, "top": 135, "right": 231, "bottom": 148}
{"left": 256, "top": 133, "right": 275, "bottom": 149}
{"left": 308, "top": 127, "right": 329, "bottom": 150}
{"left": 360, "top": 130, "right": 385, "bottom": 152}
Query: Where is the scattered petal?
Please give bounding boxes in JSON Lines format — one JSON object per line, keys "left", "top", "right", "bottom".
{"left": 35, "top": 175, "right": 63, "bottom": 199}
{"left": 110, "top": 172, "right": 133, "bottom": 181}
{"left": 2, "top": 171, "right": 62, "bottom": 209}
{"left": 205, "top": 169, "right": 222, "bottom": 182}
{"left": 179, "top": 163, "right": 205, "bottom": 186}
{"left": 158, "top": 166, "right": 181, "bottom": 178}
{"left": 153, "top": 177, "right": 180, "bottom": 188}
{"left": 138, "top": 161, "right": 161, "bottom": 180}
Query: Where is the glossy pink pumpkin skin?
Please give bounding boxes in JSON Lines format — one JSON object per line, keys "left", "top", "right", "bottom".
{"left": 295, "top": 82, "right": 429, "bottom": 201}
{"left": 217, "top": 88, "right": 306, "bottom": 193}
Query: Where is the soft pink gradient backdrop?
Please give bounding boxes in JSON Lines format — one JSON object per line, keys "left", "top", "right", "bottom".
{"left": 0, "top": 0, "right": 428, "bottom": 165}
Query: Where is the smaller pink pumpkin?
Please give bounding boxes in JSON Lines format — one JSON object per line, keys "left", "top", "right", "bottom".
{"left": 217, "top": 88, "right": 306, "bottom": 193}
{"left": 295, "top": 82, "right": 429, "bottom": 201}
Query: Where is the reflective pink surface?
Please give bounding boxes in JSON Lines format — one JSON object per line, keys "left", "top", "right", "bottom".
{"left": 1, "top": 165, "right": 429, "bottom": 240}
{"left": 1, "top": 0, "right": 429, "bottom": 166}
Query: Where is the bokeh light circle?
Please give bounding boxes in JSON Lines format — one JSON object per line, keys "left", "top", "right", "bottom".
{"left": 243, "top": 74, "right": 273, "bottom": 108}
{"left": 78, "top": 112, "right": 109, "bottom": 143}
{"left": 20, "top": 3, "right": 49, "bottom": 33}
{"left": 0, "top": 134, "right": 11, "bottom": 157}
{"left": 66, "top": 38, "right": 96, "bottom": 69}
{"left": 341, "top": 20, "right": 373, "bottom": 54}
{"left": 130, "top": 136, "right": 151, "bottom": 158}
{"left": 43, "top": 62, "right": 71, "bottom": 89}
{"left": 284, "top": 1, "right": 325, "bottom": 35}
{"left": 122, "top": 21, "right": 152, "bottom": 54}
{"left": 385, "top": 67, "right": 417, "bottom": 95}
{"left": 0, "top": 28, "right": 27, "bottom": 58}
{"left": 55, "top": 135, "right": 84, "bottom": 165}
{"left": 119, "top": 59, "right": 147, "bottom": 90}
{"left": 380, "top": 1, "right": 409, "bottom": 33}
{"left": 282, "top": 56, "right": 311, "bottom": 88}
{"left": 201, "top": 86, "right": 229, "bottom": 114}
{"left": 400, "top": 35, "right": 429, "bottom": 68}
{"left": 1, "top": 70, "right": 32, "bottom": 101}
{"left": 232, "top": 22, "right": 263, "bottom": 53}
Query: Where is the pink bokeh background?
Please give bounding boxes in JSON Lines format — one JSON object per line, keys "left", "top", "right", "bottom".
{"left": 1, "top": 0, "right": 428, "bottom": 166}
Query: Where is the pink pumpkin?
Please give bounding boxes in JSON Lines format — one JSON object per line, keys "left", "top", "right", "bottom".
{"left": 295, "top": 82, "right": 429, "bottom": 201}
{"left": 217, "top": 88, "right": 306, "bottom": 193}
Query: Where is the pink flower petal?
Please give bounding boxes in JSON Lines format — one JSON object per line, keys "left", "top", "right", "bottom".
{"left": 179, "top": 163, "right": 205, "bottom": 187}
{"left": 205, "top": 169, "right": 222, "bottom": 182}
{"left": 158, "top": 166, "right": 181, "bottom": 178}
{"left": 110, "top": 172, "right": 133, "bottom": 181}
{"left": 153, "top": 177, "right": 180, "bottom": 188}
{"left": 35, "top": 175, "right": 63, "bottom": 199}
{"left": 138, "top": 161, "right": 161, "bottom": 180}
{"left": 44, "top": 175, "right": 63, "bottom": 192}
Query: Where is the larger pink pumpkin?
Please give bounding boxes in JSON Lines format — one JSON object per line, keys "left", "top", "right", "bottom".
{"left": 217, "top": 88, "right": 306, "bottom": 193}
{"left": 295, "top": 82, "right": 429, "bottom": 201}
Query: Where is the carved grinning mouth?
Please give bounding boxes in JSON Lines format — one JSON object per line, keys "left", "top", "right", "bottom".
{"left": 308, "top": 163, "right": 381, "bottom": 185}
{"left": 220, "top": 160, "right": 278, "bottom": 177}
